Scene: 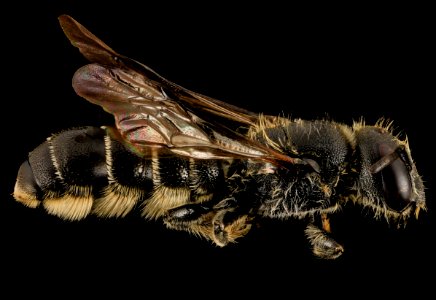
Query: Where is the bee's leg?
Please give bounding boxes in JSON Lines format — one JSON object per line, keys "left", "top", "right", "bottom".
{"left": 210, "top": 198, "right": 253, "bottom": 247}
{"left": 321, "top": 213, "right": 331, "bottom": 233}
{"left": 163, "top": 203, "right": 213, "bottom": 231}
{"left": 304, "top": 214, "right": 344, "bottom": 259}
{"left": 163, "top": 199, "right": 253, "bottom": 247}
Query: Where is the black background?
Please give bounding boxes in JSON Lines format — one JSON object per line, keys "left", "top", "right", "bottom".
{"left": 1, "top": 1, "right": 434, "bottom": 297}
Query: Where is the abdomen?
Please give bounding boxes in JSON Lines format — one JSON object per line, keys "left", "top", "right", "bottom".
{"left": 13, "top": 126, "right": 225, "bottom": 221}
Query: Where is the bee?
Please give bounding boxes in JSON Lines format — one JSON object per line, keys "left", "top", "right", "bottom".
{"left": 13, "top": 15, "right": 426, "bottom": 259}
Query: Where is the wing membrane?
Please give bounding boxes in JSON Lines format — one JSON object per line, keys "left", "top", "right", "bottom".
{"left": 59, "top": 15, "right": 258, "bottom": 124}
{"left": 59, "top": 15, "right": 297, "bottom": 164}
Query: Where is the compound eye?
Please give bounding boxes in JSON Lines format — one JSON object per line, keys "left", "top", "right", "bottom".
{"left": 377, "top": 143, "right": 412, "bottom": 211}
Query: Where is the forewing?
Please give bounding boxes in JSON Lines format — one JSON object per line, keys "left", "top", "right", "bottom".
{"left": 59, "top": 15, "right": 296, "bottom": 163}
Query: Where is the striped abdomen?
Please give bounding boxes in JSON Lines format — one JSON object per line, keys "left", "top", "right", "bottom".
{"left": 13, "top": 126, "right": 225, "bottom": 221}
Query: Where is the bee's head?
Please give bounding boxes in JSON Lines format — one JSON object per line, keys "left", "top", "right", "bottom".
{"left": 352, "top": 121, "right": 426, "bottom": 223}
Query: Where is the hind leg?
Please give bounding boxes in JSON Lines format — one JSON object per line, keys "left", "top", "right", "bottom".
{"left": 163, "top": 199, "right": 253, "bottom": 246}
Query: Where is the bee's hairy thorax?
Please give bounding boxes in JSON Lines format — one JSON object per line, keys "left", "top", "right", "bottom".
{"left": 247, "top": 118, "right": 355, "bottom": 219}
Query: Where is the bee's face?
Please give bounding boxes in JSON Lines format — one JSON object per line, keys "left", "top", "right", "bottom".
{"left": 353, "top": 124, "right": 426, "bottom": 221}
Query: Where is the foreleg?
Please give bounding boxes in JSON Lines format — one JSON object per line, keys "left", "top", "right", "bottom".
{"left": 305, "top": 213, "right": 344, "bottom": 259}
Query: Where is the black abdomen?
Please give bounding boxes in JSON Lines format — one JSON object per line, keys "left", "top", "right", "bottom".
{"left": 13, "top": 126, "right": 224, "bottom": 221}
